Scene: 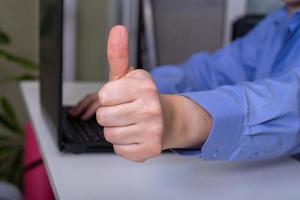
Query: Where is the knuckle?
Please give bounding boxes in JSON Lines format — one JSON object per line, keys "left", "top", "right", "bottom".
{"left": 141, "top": 102, "right": 162, "bottom": 118}
{"left": 131, "top": 69, "right": 148, "bottom": 77}
{"left": 139, "top": 83, "right": 159, "bottom": 103}
{"left": 151, "top": 103, "right": 162, "bottom": 115}
{"left": 113, "top": 146, "right": 125, "bottom": 157}
{"left": 98, "top": 91, "right": 105, "bottom": 105}
{"left": 149, "top": 144, "right": 162, "bottom": 158}
{"left": 103, "top": 128, "right": 114, "bottom": 143}
{"left": 129, "top": 69, "right": 152, "bottom": 82}
{"left": 98, "top": 84, "right": 110, "bottom": 105}
{"left": 113, "top": 146, "right": 146, "bottom": 163}
{"left": 141, "top": 81, "right": 156, "bottom": 92}
{"left": 96, "top": 109, "right": 105, "bottom": 125}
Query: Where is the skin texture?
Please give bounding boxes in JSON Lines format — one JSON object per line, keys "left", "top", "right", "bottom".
{"left": 70, "top": 26, "right": 212, "bottom": 162}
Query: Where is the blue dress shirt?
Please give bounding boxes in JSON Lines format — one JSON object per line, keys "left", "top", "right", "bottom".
{"left": 151, "top": 8, "right": 300, "bottom": 161}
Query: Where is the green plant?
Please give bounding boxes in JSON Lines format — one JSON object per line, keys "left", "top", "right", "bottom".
{"left": 0, "top": 28, "right": 38, "bottom": 189}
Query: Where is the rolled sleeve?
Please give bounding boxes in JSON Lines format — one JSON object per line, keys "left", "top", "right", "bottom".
{"left": 175, "top": 89, "right": 244, "bottom": 160}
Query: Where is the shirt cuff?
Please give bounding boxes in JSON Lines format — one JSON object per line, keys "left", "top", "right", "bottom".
{"left": 174, "top": 88, "right": 244, "bottom": 160}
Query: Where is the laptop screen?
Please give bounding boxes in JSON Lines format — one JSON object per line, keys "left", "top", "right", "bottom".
{"left": 40, "top": 0, "right": 63, "bottom": 138}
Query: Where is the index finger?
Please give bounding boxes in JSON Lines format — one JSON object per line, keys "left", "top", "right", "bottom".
{"left": 98, "top": 77, "right": 140, "bottom": 107}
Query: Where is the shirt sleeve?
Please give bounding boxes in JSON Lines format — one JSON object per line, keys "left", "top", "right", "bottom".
{"left": 178, "top": 67, "right": 300, "bottom": 161}
{"left": 151, "top": 15, "right": 271, "bottom": 94}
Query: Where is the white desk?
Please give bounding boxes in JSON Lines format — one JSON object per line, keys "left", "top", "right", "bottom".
{"left": 21, "top": 81, "right": 300, "bottom": 200}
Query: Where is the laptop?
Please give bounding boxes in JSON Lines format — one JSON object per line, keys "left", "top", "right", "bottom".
{"left": 39, "top": 0, "right": 113, "bottom": 153}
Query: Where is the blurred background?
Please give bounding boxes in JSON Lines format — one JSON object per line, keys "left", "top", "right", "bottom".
{"left": 0, "top": 0, "right": 282, "bottom": 197}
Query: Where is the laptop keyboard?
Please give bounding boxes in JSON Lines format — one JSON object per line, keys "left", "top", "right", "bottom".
{"left": 69, "top": 117, "right": 101, "bottom": 142}
{"left": 62, "top": 107, "right": 107, "bottom": 144}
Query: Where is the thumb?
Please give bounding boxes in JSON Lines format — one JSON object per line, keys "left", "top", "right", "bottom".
{"left": 107, "top": 25, "right": 130, "bottom": 81}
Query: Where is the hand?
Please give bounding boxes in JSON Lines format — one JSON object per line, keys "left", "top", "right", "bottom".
{"left": 97, "top": 25, "right": 212, "bottom": 162}
{"left": 97, "top": 26, "right": 164, "bottom": 162}
{"left": 69, "top": 93, "right": 99, "bottom": 120}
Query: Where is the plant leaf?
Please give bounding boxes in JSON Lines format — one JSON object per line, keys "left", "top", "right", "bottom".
{"left": 0, "top": 133, "right": 23, "bottom": 189}
{"left": 0, "top": 113, "right": 16, "bottom": 132}
{"left": 0, "top": 49, "right": 38, "bottom": 71}
{"left": 1, "top": 97, "right": 17, "bottom": 123}
{"left": 0, "top": 73, "right": 38, "bottom": 84}
{"left": 0, "top": 30, "right": 11, "bottom": 45}
{"left": 0, "top": 132, "right": 23, "bottom": 143}
{"left": 0, "top": 97, "right": 22, "bottom": 134}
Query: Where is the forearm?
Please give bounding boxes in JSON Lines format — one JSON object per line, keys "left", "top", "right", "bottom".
{"left": 161, "top": 95, "right": 212, "bottom": 150}
{"left": 176, "top": 65, "right": 300, "bottom": 160}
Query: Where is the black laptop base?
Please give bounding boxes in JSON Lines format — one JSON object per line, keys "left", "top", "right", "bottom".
{"left": 61, "top": 107, "right": 113, "bottom": 153}
{"left": 62, "top": 141, "right": 113, "bottom": 154}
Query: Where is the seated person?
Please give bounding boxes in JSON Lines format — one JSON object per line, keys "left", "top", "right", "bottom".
{"left": 70, "top": 0, "right": 300, "bottom": 162}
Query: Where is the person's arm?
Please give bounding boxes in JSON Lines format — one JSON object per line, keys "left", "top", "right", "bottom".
{"left": 70, "top": 14, "right": 274, "bottom": 120}
{"left": 151, "top": 14, "right": 272, "bottom": 94}
{"left": 96, "top": 25, "right": 212, "bottom": 162}
{"left": 179, "top": 66, "right": 300, "bottom": 160}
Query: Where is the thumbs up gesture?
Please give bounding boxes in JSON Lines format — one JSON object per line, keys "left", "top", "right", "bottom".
{"left": 97, "top": 26, "right": 212, "bottom": 162}
{"left": 96, "top": 26, "right": 164, "bottom": 162}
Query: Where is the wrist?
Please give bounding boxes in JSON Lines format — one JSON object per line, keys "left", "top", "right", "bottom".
{"left": 160, "top": 95, "right": 212, "bottom": 150}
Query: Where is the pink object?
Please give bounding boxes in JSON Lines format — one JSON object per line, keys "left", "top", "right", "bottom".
{"left": 23, "top": 123, "right": 55, "bottom": 200}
